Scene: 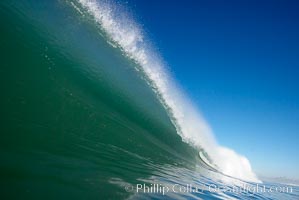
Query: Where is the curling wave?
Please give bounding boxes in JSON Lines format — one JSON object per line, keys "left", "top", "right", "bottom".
{"left": 74, "top": 0, "right": 261, "bottom": 183}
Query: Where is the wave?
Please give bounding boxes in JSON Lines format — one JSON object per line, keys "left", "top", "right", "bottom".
{"left": 72, "top": 0, "right": 261, "bottom": 183}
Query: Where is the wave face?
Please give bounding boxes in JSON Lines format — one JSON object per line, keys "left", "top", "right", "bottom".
{"left": 0, "top": 0, "right": 298, "bottom": 199}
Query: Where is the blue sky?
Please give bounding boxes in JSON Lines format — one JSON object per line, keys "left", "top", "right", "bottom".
{"left": 123, "top": 0, "right": 299, "bottom": 179}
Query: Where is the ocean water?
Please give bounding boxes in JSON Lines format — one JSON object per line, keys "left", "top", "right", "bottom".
{"left": 0, "top": 1, "right": 298, "bottom": 199}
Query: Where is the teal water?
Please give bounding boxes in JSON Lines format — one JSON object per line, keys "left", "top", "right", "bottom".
{"left": 0, "top": 1, "right": 298, "bottom": 199}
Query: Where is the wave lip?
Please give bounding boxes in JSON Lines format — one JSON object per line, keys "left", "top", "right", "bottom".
{"left": 75, "top": 0, "right": 261, "bottom": 183}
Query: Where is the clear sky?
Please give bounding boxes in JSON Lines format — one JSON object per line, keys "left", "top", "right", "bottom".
{"left": 123, "top": 0, "right": 299, "bottom": 179}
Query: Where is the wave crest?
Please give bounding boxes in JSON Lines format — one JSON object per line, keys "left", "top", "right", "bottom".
{"left": 73, "top": 0, "right": 261, "bottom": 183}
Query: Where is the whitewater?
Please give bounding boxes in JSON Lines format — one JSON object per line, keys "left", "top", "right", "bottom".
{"left": 74, "top": 0, "right": 261, "bottom": 183}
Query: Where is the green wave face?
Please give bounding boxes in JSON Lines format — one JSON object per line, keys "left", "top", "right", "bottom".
{"left": 0, "top": 1, "right": 201, "bottom": 199}
{"left": 1, "top": 1, "right": 298, "bottom": 200}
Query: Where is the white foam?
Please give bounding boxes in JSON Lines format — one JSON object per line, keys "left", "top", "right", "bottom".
{"left": 75, "top": 0, "right": 261, "bottom": 183}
